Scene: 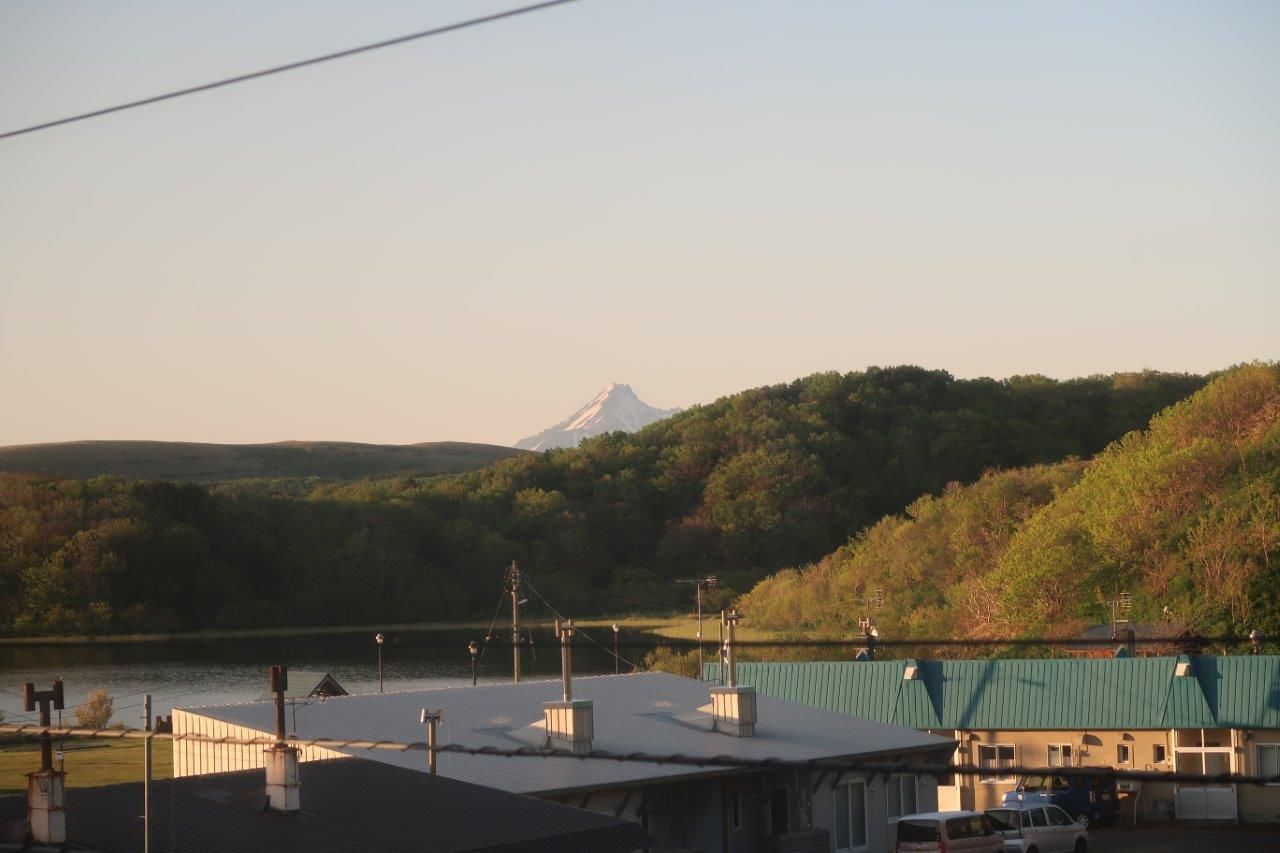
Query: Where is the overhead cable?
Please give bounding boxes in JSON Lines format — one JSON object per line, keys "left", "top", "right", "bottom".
{"left": 0, "top": 0, "right": 582, "bottom": 142}
{"left": 2, "top": 723, "right": 1276, "bottom": 787}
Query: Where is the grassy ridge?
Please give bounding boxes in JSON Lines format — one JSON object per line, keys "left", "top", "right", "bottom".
{"left": 740, "top": 363, "right": 1280, "bottom": 642}
{"left": 0, "top": 440, "right": 526, "bottom": 482}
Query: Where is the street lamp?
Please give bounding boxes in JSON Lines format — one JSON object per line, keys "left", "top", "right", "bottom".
{"left": 612, "top": 624, "right": 620, "bottom": 674}
{"left": 468, "top": 640, "right": 479, "bottom": 686}
{"left": 375, "top": 632, "right": 385, "bottom": 693}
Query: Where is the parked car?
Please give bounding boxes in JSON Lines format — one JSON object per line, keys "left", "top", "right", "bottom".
{"left": 1000, "top": 768, "right": 1119, "bottom": 826}
{"left": 895, "top": 811, "right": 1004, "bottom": 852}
{"left": 986, "top": 802, "right": 1088, "bottom": 853}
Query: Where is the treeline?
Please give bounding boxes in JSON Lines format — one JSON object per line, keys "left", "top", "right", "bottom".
{"left": 0, "top": 366, "right": 1208, "bottom": 635}
{"left": 740, "top": 364, "right": 1280, "bottom": 641}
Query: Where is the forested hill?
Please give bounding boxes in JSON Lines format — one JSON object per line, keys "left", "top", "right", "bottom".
{"left": 0, "top": 440, "right": 525, "bottom": 482}
{"left": 0, "top": 366, "right": 1208, "bottom": 635}
{"left": 740, "top": 363, "right": 1280, "bottom": 641}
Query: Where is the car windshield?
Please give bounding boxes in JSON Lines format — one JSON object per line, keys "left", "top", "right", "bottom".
{"left": 985, "top": 809, "right": 1021, "bottom": 831}
{"left": 1019, "top": 774, "right": 1068, "bottom": 791}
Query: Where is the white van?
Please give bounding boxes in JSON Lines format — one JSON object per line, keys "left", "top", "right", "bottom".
{"left": 895, "top": 811, "right": 1004, "bottom": 852}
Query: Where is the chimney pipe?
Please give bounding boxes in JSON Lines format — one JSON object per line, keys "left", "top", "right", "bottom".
{"left": 543, "top": 619, "right": 593, "bottom": 754}
{"left": 265, "top": 666, "right": 300, "bottom": 813}
{"left": 24, "top": 680, "right": 67, "bottom": 843}
{"left": 710, "top": 610, "right": 756, "bottom": 737}
{"left": 558, "top": 620, "right": 575, "bottom": 702}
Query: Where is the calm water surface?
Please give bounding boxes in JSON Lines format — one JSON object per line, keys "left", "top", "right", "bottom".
{"left": 0, "top": 627, "right": 653, "bottom": 726}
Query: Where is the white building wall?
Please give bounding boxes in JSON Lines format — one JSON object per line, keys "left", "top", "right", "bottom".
{"left": 172, "top": 709, "right": 348, "bottom": 778}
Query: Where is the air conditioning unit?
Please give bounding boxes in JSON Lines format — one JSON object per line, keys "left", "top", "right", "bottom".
{"left": 1117, "top": 780, "right": 1140, "bottom": 793}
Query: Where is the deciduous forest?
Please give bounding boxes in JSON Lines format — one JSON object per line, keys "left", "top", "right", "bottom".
{"left": 0, "top": 366, "right": 1216, "bottom": 636}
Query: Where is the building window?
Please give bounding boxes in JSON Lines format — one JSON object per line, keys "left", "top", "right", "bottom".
{"left": 1047, "top": 744, "right": 1072, "bottom": 767}
{"left": 1117, "top": 744, "right": 1131, "bottom": 765}
{"left": 887, "top": 774, "right": 919, "bottom": 819}
{"left": 979, "top": 744, "right": 1016, "bottom": 782}
{"left": 730, "top": 791, "right": 742, "bottom": 830}
{"left": 1258, "top": 744, "right": 1280, "bottom": 785}
{"left": 833, "top": 780, "right": 868, "bottom": 852}
{"left": 1153, "top": 744, "right": 1167, "bottom": 764}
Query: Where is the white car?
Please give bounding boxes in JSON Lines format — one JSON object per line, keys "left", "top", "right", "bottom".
{"left": 895, "top": 811, "right": 1004, "bottom": 852}
{"left": 985, "top": 803, "right": 1088, "bottom": 853}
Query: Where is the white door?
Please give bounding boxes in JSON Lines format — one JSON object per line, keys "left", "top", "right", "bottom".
{"left": 1174, "top": 749, "right": 1236, "bottom": 820}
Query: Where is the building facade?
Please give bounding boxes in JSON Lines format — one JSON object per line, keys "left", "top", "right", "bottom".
{"left": 711, "top": 655, "right": 1280, "bottom": 824}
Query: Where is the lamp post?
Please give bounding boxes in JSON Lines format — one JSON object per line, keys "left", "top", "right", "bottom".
{"left": 468, "top": 640, "right": 479, "bottom": 686}
{"left": 375, "top": 632, "right": 385, "bottom": 693}
{"left": 612, "top": 624, "right": 620, "bottom": 674}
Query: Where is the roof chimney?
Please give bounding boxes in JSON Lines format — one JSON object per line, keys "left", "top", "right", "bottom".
{"left": 710, "top": 610, "right": 756, "bottom": 737}
{"left": 265, "top": 666, "right": 300, "bottom": 813}
{"left": 543, "top": 620, "right": 593, "bottom": 754}
{"left": 24, "top": 680, "right": 66, "bottom": 844}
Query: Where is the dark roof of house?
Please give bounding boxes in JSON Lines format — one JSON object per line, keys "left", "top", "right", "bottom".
{"left": 256, "top": 671, "right": 348, "bottom": 701}
{"left": 0, "top": 758, "right": 648, "bottom": 853}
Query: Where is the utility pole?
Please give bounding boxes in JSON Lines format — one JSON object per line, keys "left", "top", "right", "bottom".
{"left": 420, "top": 709, "right": 443, "bottom": 775}
{"left": 677, "top": 577, "right": 717, "bottom": 676}
{"left": 509, "top": 561, "right": 523, "bottom": 684}
{"left": 142, "top": 695, "right": 152, "bottom": 853}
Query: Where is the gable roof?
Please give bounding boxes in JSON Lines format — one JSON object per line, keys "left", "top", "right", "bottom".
{"left": 181, "top": 671, "right": 954, "bottom": 796}
{"left": 707, "top": 656, "right": 1280, "bottom": 731}
{"left": 256, "top": 670, "right": 348, "bottom": 701}
{"left": 0, "top": 758, "right": 648, "bottom": 853}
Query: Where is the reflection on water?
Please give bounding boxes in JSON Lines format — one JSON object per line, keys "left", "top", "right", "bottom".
{"left": 0, "top": 628, "right": 651, "bottom": 725}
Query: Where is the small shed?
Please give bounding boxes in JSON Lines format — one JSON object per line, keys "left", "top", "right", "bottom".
{"left": 256, "top": 670, "right": 347, "bottom": 701}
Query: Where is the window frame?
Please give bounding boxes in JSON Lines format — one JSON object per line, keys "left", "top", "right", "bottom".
{"left": 886, "top": 773, "right": 919, "bottom": 820}
{"left": 1256, "top": 743, "right": 1280, "bottom": 787}
{"left": 1153, "top": 743, "right": 1167, "bottom": 764}
{"left": 979, "top": 743, "right": 1016, "bottom": 783}
{"left": 1046, "top": 742, "right": 1073, "bottom": 768}
{"left": 1117, "top": 743, "right": 1131, "bottom": 765}
{"left": 833, "top": 779, "right": 869, "bottom": 853}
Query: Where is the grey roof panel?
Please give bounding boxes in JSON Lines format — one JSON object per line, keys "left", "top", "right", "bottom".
{"left": 183, "top": 672, "right": 954, "bottom": 795}
{"left": 0, "top": 758, "right": 648, "bottom": 853}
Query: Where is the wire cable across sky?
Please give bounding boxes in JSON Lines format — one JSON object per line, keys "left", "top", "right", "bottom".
{"left": 0, "top": 0, "right": 583, "bottom": 142}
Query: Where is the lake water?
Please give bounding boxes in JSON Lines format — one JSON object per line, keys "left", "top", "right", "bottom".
{"left": 0, "top": 627, "right": 658, "bottom": 727}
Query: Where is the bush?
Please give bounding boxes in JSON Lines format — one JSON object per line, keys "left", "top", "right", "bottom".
{"left": 641, "top": 645, "right": 702, "bottom": 679}
{"left": 75, "top": 689, "right": 114, "bottom": 728}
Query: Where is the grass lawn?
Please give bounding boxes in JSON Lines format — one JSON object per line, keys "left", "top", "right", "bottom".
{"left": 0, "top": 737, "right": 172, "bottom": 796}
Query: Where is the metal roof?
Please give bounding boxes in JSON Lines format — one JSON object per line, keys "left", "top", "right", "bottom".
{"left": 181, "top": 672, "right": 954, "bottom": 795}
{"left": 0, "top": 758, "right": 649, "bottom": 853}
{"left": 706, "top": 656, "right": 1280, "bottom": 731}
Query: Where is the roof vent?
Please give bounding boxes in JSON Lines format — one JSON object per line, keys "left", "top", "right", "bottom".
{"left": 903, "top": 664, "right": 920, "bottom": 681}
{"left": 544, "top": 620, "right": 593, "bottom": 754}
{"left": 1174, "top": 661, "right": 1192, "bottom": 677}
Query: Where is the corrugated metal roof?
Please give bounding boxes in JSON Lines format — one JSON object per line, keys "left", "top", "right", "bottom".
{"left": 707, "top": 656, "right": 1280, "bottom": 731}
{"left": 0, "top": 758, "right": 649, "bottom": 853}
{"left": 181, "top": 672, "right": 954, "bottom": 796}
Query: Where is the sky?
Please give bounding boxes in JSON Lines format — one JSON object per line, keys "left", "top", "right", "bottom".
{"left": 2, "top": 0, "right": 1277, "bottom": 447}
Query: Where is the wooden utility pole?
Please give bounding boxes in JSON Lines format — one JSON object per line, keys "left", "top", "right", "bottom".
{"left": 678, "top": 577, "right": 717, "bottom": 675}
{"left": 143, "top": 694, "right": 152, "bottom": 853}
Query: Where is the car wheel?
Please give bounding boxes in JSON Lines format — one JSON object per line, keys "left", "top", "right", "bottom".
{"left": 1073, "top": 813, "right": 1089, "bottom": 827}
{"left": 1074, "top": 839, "right": 1087, "bottom": 853}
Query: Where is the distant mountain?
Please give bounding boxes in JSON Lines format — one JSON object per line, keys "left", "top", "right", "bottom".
{"left": 0, "top": 440, "right": 526, "bottom": 482}
{"left": 514, "top": 383, "right": 680, "bottom": 451}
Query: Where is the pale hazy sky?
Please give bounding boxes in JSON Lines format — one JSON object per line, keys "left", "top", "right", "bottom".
{"left": 2, "top": 0, "right": 1277, "bottom": 447}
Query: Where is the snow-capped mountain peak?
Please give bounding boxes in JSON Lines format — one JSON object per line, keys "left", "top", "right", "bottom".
{"left": 515, "top": 384, "right": 679, "bottom": 451}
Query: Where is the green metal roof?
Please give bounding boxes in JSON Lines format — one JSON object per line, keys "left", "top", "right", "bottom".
{"left": 704, "top": 656, "right": 1280, "bottom": 731}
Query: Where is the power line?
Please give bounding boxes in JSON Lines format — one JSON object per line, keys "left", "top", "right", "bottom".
{"left": 0, "top": 0, "right": 583, "bottom": 142}
{"left": 522, "top": 577, "right": 644, "bottom": 672}
{"left": 1, "top": 722, "right": 1275, "bottom": 787}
